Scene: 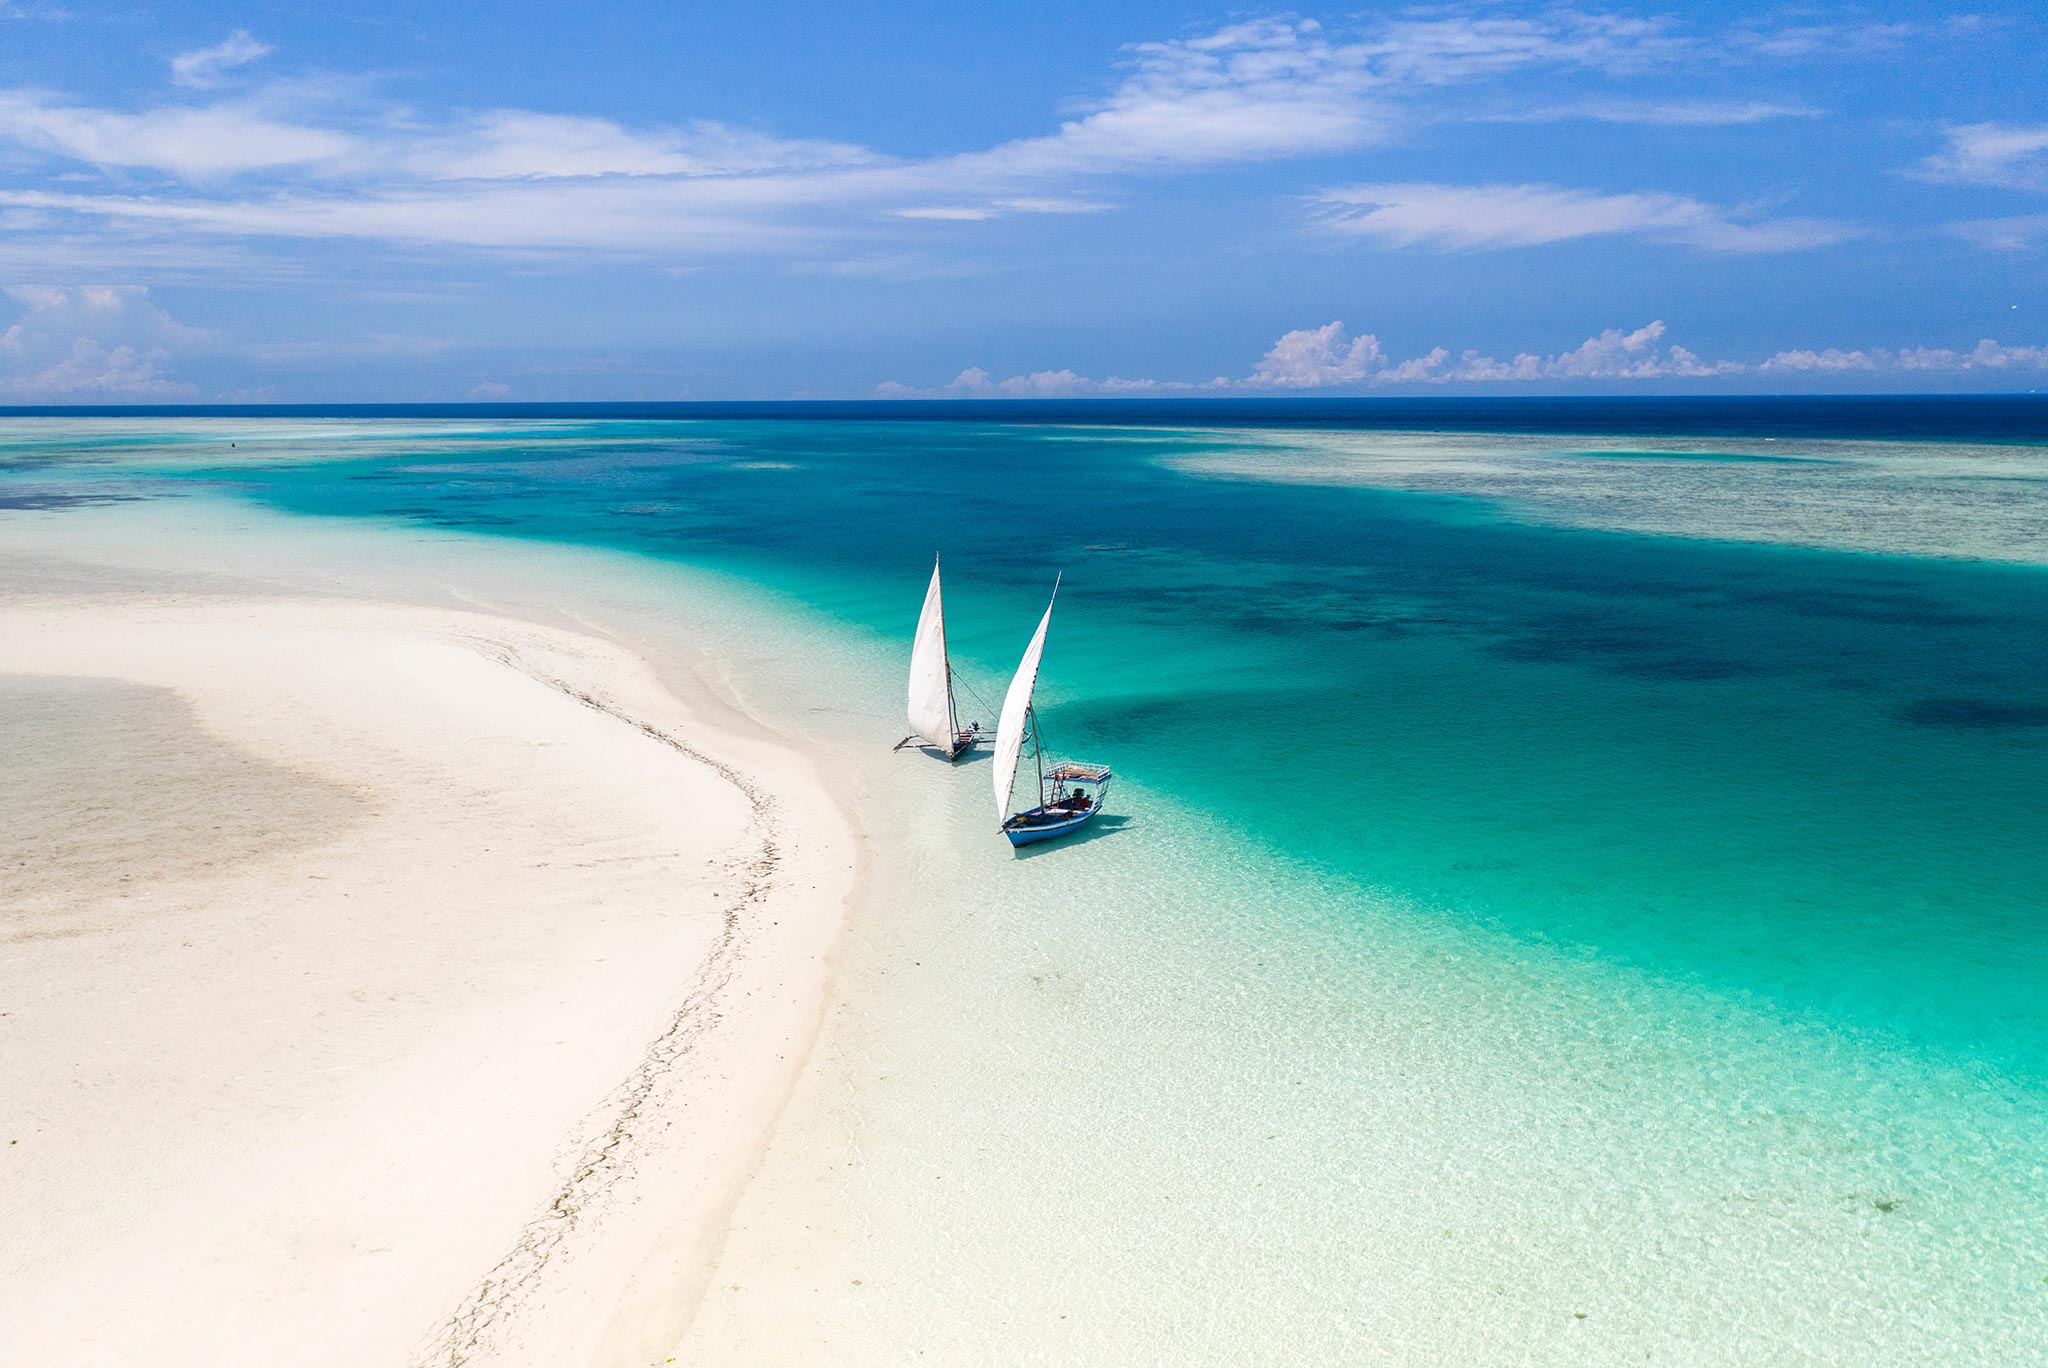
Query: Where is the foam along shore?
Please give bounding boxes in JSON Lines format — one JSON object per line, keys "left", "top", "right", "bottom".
{"left": 0, "top": 591, "right": 856, "bottom": 1367}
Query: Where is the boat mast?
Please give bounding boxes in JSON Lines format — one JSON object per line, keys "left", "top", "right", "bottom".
{"left": 1028, "top": 704, "right": 1045, "bottom": 806}
{"left": 940, "top": 559, "right": 957, "bottom": 741}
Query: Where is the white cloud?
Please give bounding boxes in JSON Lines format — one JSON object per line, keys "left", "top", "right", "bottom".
{"left": 1920, "top": 123, "right": 2048, "bottom": 191}
{"left": 992, "top": 197, "right": 1113, "bottom": 214}
{"left": 1248, "top": 320, "right": 1385, "bottom": 387}
{"left": 1486, "top": 99, "right": 1822, "bottom": 126}
{"left": 0, "top": 12, "right": 1895, "bottom": 263}
{"left": 0, "top": 91, "right": 353, "bottom": 177}
{"left": 1318, "top": 320, "right": 1743, "bottom": 384}
{"left": 920, "top": 365, "right": 1224, "bottom": 398}
{"left": 963, "top": 19, "right": 1388, "bottom": 177}
{"left": 0, "top": 284, "right": 202, "bottom": 398}
{"left": 1725, "top": 19, "right": 1949, "bottom": 59}
{"left": 0, "top": 181, "right": 843, "bottom": 253}
{"left": 1758, "top": 347, "right": 1878, "bottom": 372}
{"left": 1761, "top": 340, "right": 2048, "bottom": 372}
{"left": 1309, "top": 181, "right": 1855, "bottom": 253}
{"left": 1902, "top": 340, "right": 2048, "bottom": 371}
{"left": 407, "top": 112, "right": 877, "bottom": 181}
{"left": 1763, "top": 340, "right": 2048, "bottom": 373}
{"left": 883, "top": 317, "right": 2048, "bottom": 397}
{"left": 1374, "top": 13, "right": 1693, "bottom": 82}
{"left": 957, "top": 12, "right": 1704, "bottom": 182}
{"left": 1949, "top": 214, "right": 2048, "bottom": 251}
{"left": 1530, "top": 320, "right": 1741, "bottom": 377}
{"left": 863, "top": 197, "right": 1115, "bottom": 223}
{"left": 170, "top": 31, "right": 273, "bottom": 89}
{"left": 882, "top": 319, "right": 1754, "bottom": 396}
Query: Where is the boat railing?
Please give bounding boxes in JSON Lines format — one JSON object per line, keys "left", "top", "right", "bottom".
{"left": 1044, "top": 761, "right": 1112, "bottom": 783}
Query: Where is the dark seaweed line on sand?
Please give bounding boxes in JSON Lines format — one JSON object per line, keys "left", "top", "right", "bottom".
{"left": 413, "top": 637, "right": 782, "bottom": 1368}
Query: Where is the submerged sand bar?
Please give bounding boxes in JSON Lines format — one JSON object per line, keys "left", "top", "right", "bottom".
{"left": 0, "top": 590, "right": 856, "bottom": 1366}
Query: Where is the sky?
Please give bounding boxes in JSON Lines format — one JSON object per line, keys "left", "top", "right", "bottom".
{"left": 1, "top": 1, "right": 2045, "bottom": 401}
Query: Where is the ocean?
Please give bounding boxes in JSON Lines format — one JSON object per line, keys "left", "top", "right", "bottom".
{"left": 5, "top": 398, "right": 2046, "bottom": 1363}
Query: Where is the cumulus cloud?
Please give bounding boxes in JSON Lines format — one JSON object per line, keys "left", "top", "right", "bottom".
{"left": 882, "top": 318, "right": 2048, "bottom": 397}
{"left": 1309, "top": 182, "right": 1854, "bottom": 253}
{"left": 1268, "top": 319, "right": 1743, "bottom": 384}
{"left": 881, "top": 319, "right": 1755, "bottom": 396}
{"left": 1757, "top": 347, "right": 1878, "bottom": 372}
{"left": 1764, "top": 339, "right": 2048, "bottom": 373}
{"left": 1543, "top": 321, "right": 1740, "bottom": 377}
{"left": 1248, "top": 320, "right": 1385, "bottom": 387}
{"left": 0, "top": 284, "right": 203, "bottom": 398}
{"left": 170, "top": 31, "right": 273, "bottom": 89}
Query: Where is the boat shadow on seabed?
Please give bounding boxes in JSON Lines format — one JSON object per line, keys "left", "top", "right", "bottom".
{"left": 1009, "top": 811, "right": 1135, "bottom": 858}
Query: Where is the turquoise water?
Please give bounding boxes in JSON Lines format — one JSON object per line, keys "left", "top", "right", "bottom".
{"left": 6, "top": 410, "right": 2047, "bottom": 1081}
{"left": 11, "top": 407, "right": 2048, "bottom": 1360}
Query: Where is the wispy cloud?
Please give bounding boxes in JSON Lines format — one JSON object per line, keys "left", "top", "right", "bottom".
{"left": 1949, "top": 214, "right": 2048, "bottom": 251}
{"left": 403, "top": 112, "right": 877, "bottom": 181}
{"left": 1919, "top": 123, "right": 2048, "bottom": 191}
{"left": 0, "top": 12, "right": 1871, "bottom": 265}
{"left": 0, "top": 91, "right": 354, "bottom": 178}
{"left": 1353, "top": 11, "right": 1692, "bottom": 82}
{"left": 893, "top": 206, "right": 996, "bottom": 221}
{"left": 959, "top": 19, "right": 1390, "bottom": 176}
{"left": 8, "top": 20, "right": 1414, "bottom": 254}
{"left": 1724, "top": 17, "right": 1958, "bottom": 58}
{"left": 1483, "top": 99, "right": 1823, "bottom": 126}
{"left": 1308, "top": 182, "right": 1854, "bottom": 252}
{"left": 170, "top": 31, "right": 273, "bottom": 89}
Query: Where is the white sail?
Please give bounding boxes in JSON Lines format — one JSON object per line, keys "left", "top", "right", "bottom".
{"left": 907, "top": 557, "right": 955, "bottom": 750}
{"left": 993, "top": 582, "right": 1057, "bottom": 822}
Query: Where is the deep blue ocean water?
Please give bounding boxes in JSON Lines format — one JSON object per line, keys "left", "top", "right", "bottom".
{"left": 6, "top": 400, "right": 2047, "bottom": 1079}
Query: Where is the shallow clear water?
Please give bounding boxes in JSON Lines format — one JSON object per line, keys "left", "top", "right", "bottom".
{"left": 6, "top": 404, "right": 2048, "bottom": 1361}
{"left": 10, "top": 410, "right": 2044, "bottom": 1071}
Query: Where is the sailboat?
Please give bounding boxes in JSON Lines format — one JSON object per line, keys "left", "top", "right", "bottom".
{"left": 993, "top": 577, "right": 1113, "bottom": 847}
{"left": 897, "top": 555, "right": 987, "bottom": 761}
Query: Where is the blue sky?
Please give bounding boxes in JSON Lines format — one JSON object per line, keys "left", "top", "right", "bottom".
{"left": 1, "top": 1, "right": 2045, "bottom": 400}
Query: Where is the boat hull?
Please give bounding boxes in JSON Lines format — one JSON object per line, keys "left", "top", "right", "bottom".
{"left": 1002, "top": 803, "right": 1100, "bottom": 847}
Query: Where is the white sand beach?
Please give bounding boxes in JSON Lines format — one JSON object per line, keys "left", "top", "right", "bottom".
{"left": 0, "top": 560, "right": 857, "bottom": 1366}
{"left": 8, "top": 493, "right": 2046, "bottom": 1368}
